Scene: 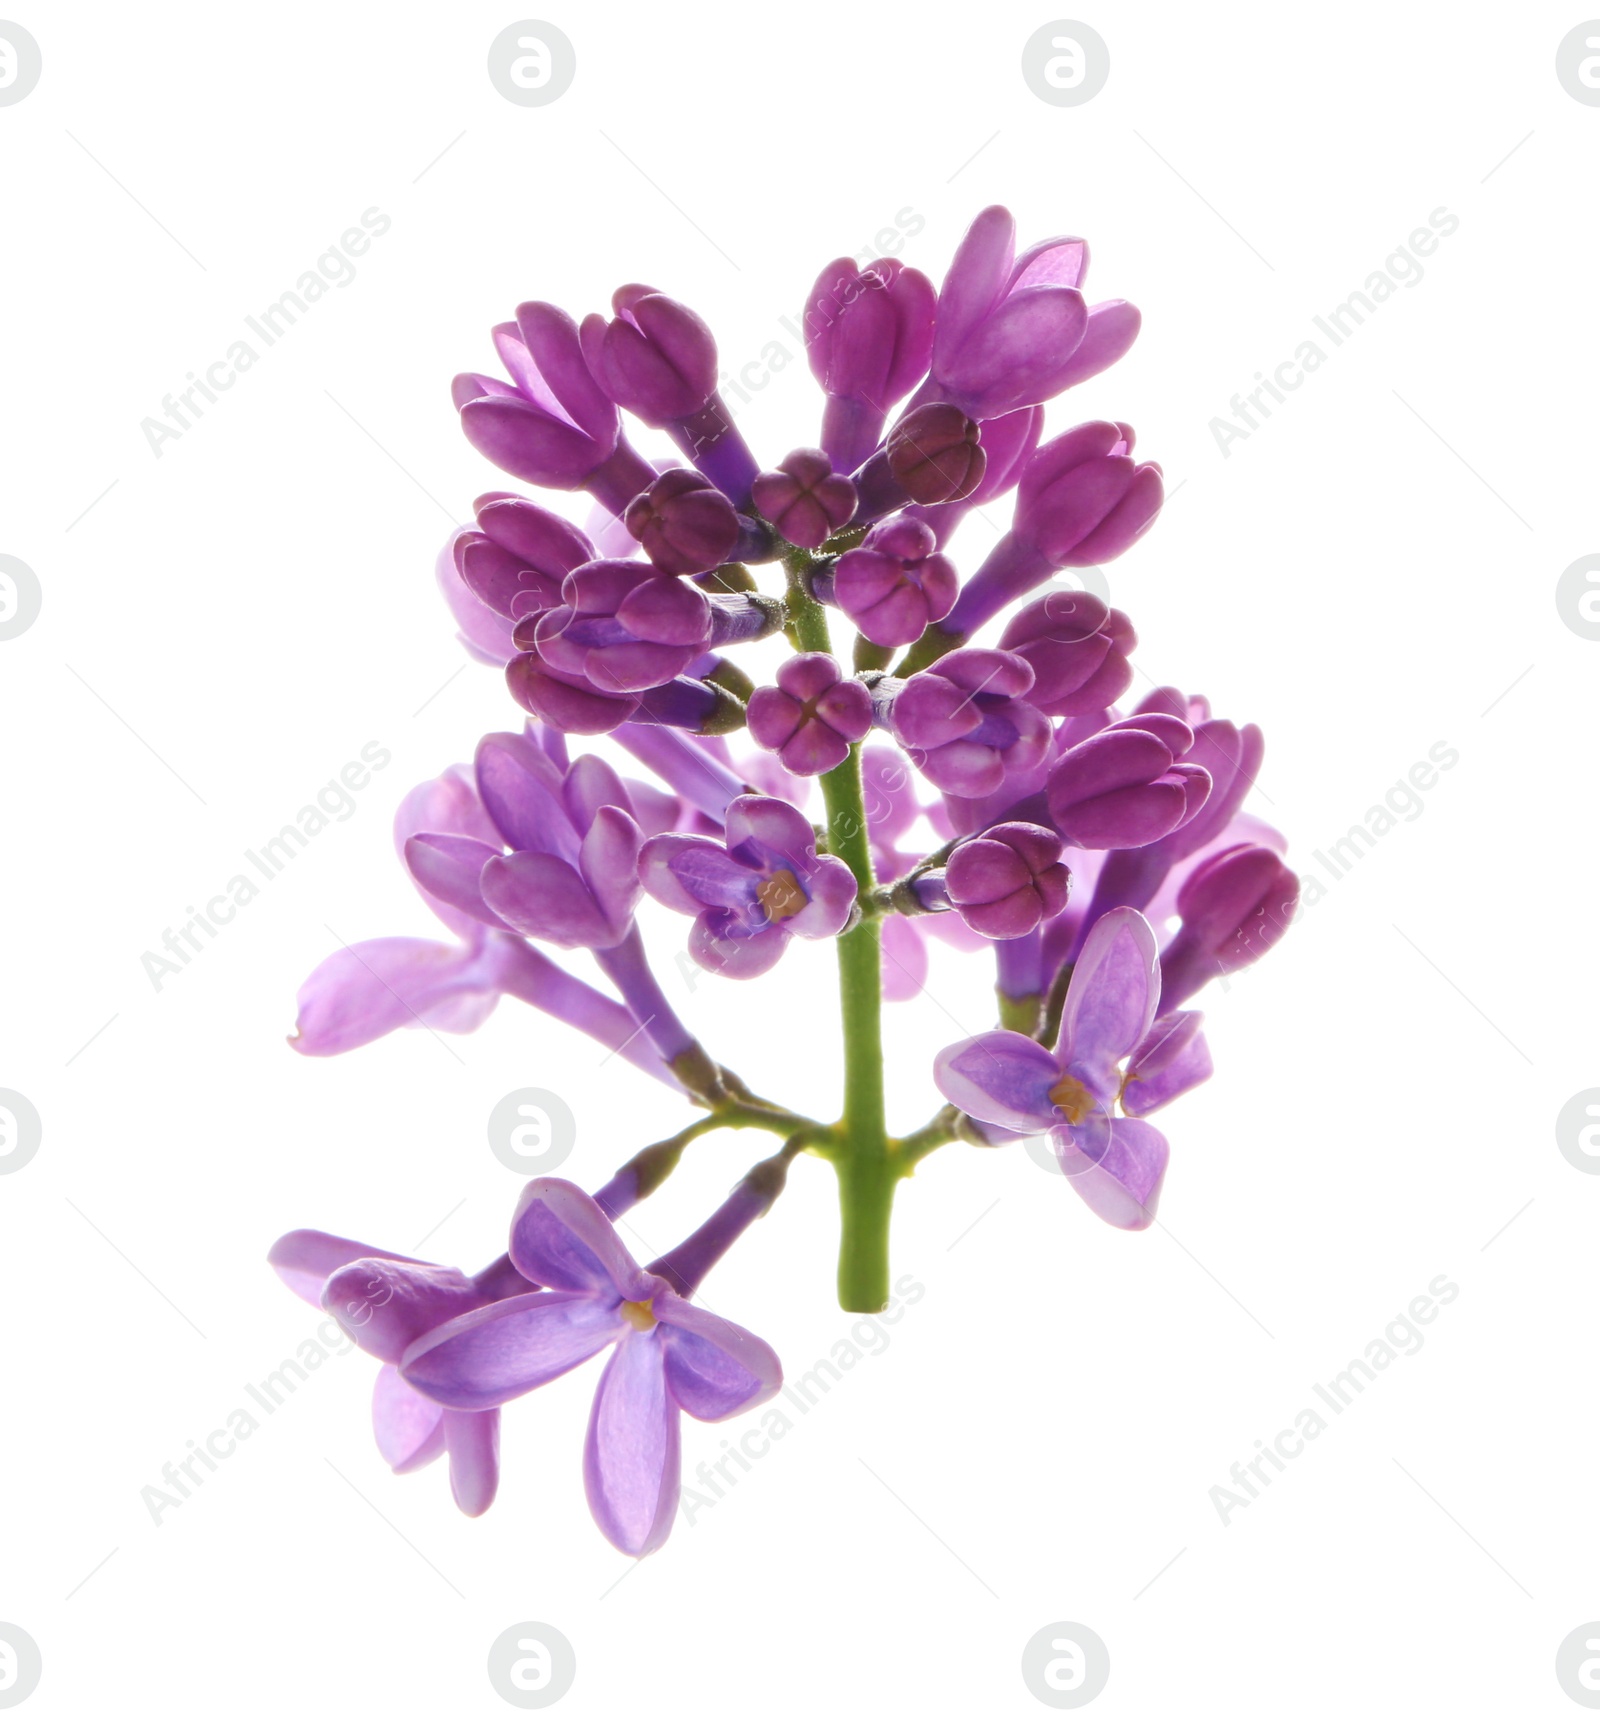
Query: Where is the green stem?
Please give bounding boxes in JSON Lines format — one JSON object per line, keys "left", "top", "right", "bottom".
{"left": 788, "top": 552, "right": 902, "bottom": 1312}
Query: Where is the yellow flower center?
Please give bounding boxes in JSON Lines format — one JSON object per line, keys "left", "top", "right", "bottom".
{"left": 1048, "top": 1074, "right": 1097, "bottom": 1125}
{"left": 758, "top": 869, "right": 807, "bottom": 922}
{"left": 619, "top": 1299, "right": 657, "bottom": 1332}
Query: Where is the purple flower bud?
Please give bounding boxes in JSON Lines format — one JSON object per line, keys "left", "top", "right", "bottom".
{"left": 581, "top": 285, "right": 758, "bottom": 506}
{"left": 457, "top": 303, "right": 650, "bottom": 509}
{"left": 529, "top": 559, "right": 768, "bottom": 695}
{"left": 583, "top": 284, "right": 718, "bottom": 422}
{"left": 887, "top": 648, "right": 1051, "bottom": 797}
{"left": 928, "top": 205, "right": 1097, "bottom": 419}
{"left": 622, "top": 468, "right": 740, "bottom": 576}
{"left": 1017, "top": 421, "right": 1163, "bottom": 566}
{"left": 751, "top": 449, "right": 857, "bottom": 550}
{"left": 997, "top": 590, "right": 1136, "bottom": 716}
{"left": 1046, "top": 715, "right": 1211, "bottom": 850}
{"left": 945, "top": 821, "right": 1069, "bottom": 939}
{"left": 886, "top": 402, "right": 986, "bottom": 505}
{"left": 941, "top": 421, "right": 1163, "bottom": 638}
{"left": 805, "top": 257, "right": 936, "bottom": 471}
{"left": 910, "top": 404, "right": 1043, "bottom": 547}
{"left": 747, "top": 653, "right": 873, "bottom": 776}
{"left": 832, "top": 515, "right": 958, "bottom": 648}
{"left": 1157, "top": 844, "right": 1300, "bottom": 1009}
{"left": 438, "top": 495, "right": 597, "bottom": 664}
{"left": 639, "top": 795, "right": 858, "bottom": 978}
{"left": 506, "top": 652, "right": 742, "bottom": 737}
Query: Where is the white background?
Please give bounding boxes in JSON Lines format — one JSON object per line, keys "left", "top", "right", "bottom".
{"left": 2, "top": 1, "right": 1597, "bottom": 1722}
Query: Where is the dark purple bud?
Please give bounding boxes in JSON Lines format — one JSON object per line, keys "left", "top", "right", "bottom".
{"left": 887, "top": 403, "right": 986, "bottom": 505}
{"left": 945, "top": 821, "right": 1069, "bottom": 940}
{"left": 747, "top": 653, "right": 873, "bottom": 776}
{"left": 833, "top": 515, "right": 958, "bottom": 649}
{"left": 751, "top": 448, "right": 858, "bottom": 550}
{"left": 886, "top": 648, "right": 1051, "bottom": 798}
{"left": 998, "top": 591, "right": 1136, "bottom": 716}
{"left": 911, "top": 405, "right": 1043, "bottom": 547}
{"left": 1046, "top": 716, "right": 1211, "bottom": 850}
{"left": 623, "top": 468, "right": 740, "bottom": 576}
{"left": 805, "top": 257, "right": 937, "bottom": 471}
{"left": 1158, "top": 845, "right": 1300, "bottom": 1010}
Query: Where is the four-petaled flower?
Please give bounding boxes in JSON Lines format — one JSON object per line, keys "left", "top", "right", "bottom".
{"left": 401, "top": 1179, "right": 780, "bottom": 1555}
{"left": 933, "top": 908, "right": 1213, "bottom": 1228}
{"left": 639, "top": 795, "right": 858, "bottom": 978}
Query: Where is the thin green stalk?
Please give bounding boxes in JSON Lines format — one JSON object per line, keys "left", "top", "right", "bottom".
{"left": 788, "top": 551, "right": 902, "bottom": 1312}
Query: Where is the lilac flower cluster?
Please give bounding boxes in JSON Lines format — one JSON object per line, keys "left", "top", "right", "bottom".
{"left": 274, "top": 207, "right": 1299, "bottom": 1554}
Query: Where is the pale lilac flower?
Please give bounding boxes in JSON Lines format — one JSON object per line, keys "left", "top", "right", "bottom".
{"left": 268, "top": 1229, "right": 529, "bottom": 1516}
{"left": 402, "top": 1178, "right": 781, "bottom": 1555}
{"left": 933, "top": 908, "right": 1210, "bottom": 1227}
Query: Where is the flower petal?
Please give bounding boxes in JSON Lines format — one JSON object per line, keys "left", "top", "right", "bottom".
{"left": 1122, "top": 1011, "right": 1213, "bottom": 1116}
{"left": 480, "top": 851, "right": 614, "bottom": 948}
{"left": 372, "top": 1363, "right": 447, "bottom": 1471}
{"left": 289, "top": 936, "right": 502, "bottom": 1056}
{"left": 1060, "top": 908, "right": 1159, "bottom": 1086}
{"left": 401, "top": 1290, "right": 619, "bottom": 1409}
{"left": 1054, "top": 1116, "right": 1169, "bottom": 1229}
{"left": 933, "top": 1031, "right": 1063, "bottom": 1132}
{"left": 267, "top": 1229, "right": 406, "bottom": 1305}
{"left": 321, "top": 1258, "right": 479, "bottom": 1364}
{"left": 509, "top": 1177, "right": 650, "bottom": 1297}
{"left": 657, "top": 1293, "right": 781, "bottom": 1421}
{"left": 444, "top": 1408, "right": 500, "bottom": 1516}
{"left": 584, "top": 1330, "right": 681, "bottom": 1556}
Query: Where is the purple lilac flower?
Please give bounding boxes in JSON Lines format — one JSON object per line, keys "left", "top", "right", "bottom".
{"left": 1077, "top": 692, "right": 1269, "bottom": 929}
{"left": 1156, "top": 843, "right": 1300, "bottom": 1010}
{"left": 940, "top": 422, "right": 1163, "bottom": 641}
{"left": 751, "top": 448, "right": 858, "bottom": 550}
{"left": 455, "top": 302, "right": 654, "bottom": 513}
{"left": 910, "top": 404, "right": 1043, "bottom": 548}
{"left": 829, "top": 515, "right": 959, "bottom": 648}
{"left": 934, "top": 908, "right": 1211, "bottom": 1227}
{"left": 639, "top": 795, "right": 857, "bottom": 978}
{"left": 940, "top": 821, "right": 1070, "bottom": 940}
{"left": 804, "top": 256, "right": 936, "bottom": 472}
{"left": 621, "top": 468, "right": 741, "bottom": 576}
{"left": 998, "top": 591, "right": 1136, "bottom": 716}
{"left": 437, "top": 493, "right": 598, "bottom": 665}
{"left": 268, "top": 1229, "right": 531, "bottom": 1516}
{"left": 921, "top": 206, "right": 1141, "bottom": 419}
{"left": 581, "top": 285, "right": 759, "bottom": 504}
{"left": 883, "top": 648, "right": 1051, "bottom": 797}
{"left": 1046, "top": 713, "right": 1212, "bottom": 850}
{"left": 401, "top": 1177, "right": 782, "bottom": 1555}
{"left": 747, "top": 653, "right": 873, "bottom": 776}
